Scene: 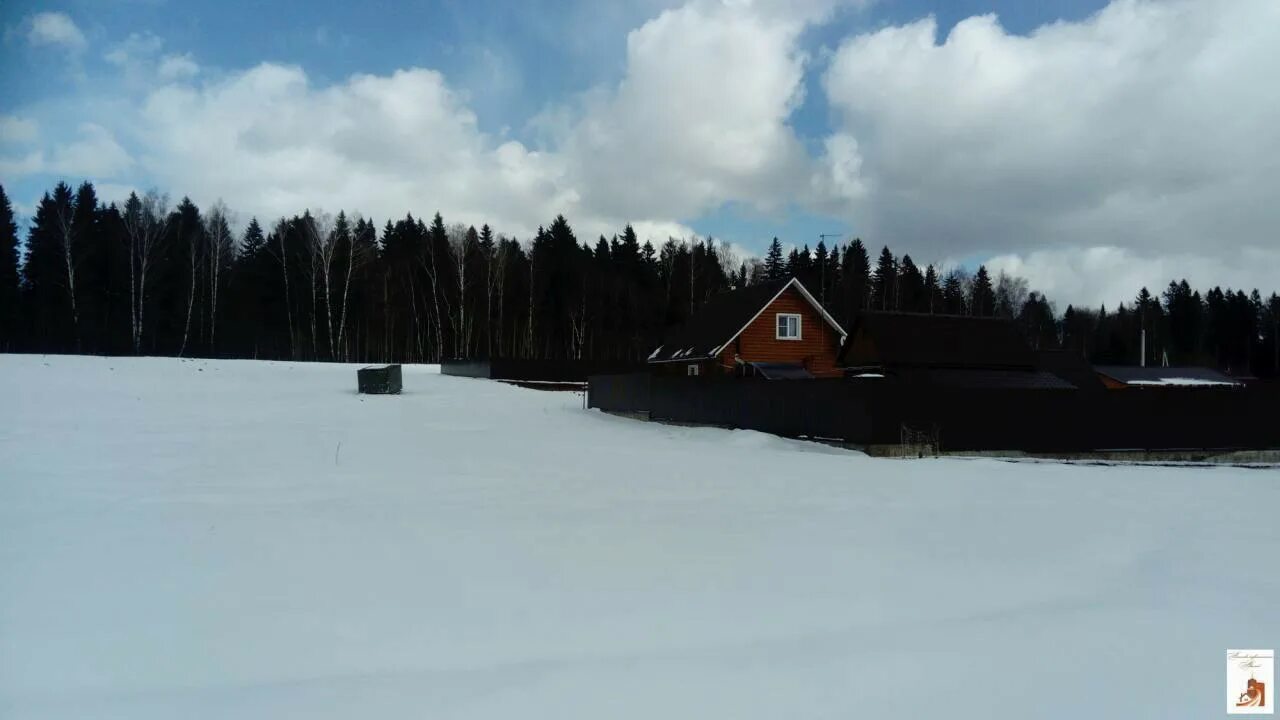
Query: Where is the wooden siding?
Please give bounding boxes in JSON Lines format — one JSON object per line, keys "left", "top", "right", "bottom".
{"left": 714, "top": 286, "right": 843, "bottom": 377}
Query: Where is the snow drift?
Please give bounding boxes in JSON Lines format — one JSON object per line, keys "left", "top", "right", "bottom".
{"left": 0, "top": 354, "right": 1276, "bottom": 718}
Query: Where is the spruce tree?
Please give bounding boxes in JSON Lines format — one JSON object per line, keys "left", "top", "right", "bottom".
{"left": 969, "top": 265, "right": 995, "bottom": 317}
{"left": 871, "top": 246, "right": 896, "bottom": 311}
{"left": 942, "top": 270, "right": 966, "bottom": 315}
{"left": 840, "top": 238, "right": 870, "bottom": 322}
{"left": 898, "top": 254, "right": 924, "bottom": 312}
{"left": 0, "top": 185, "right": 19, "bottom": 350}
{"left": 764, "top": 237, "right": 784, "bottom": 281}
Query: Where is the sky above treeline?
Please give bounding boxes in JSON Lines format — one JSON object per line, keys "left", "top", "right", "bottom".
{"left": 1, "top": 0, "right": 1277, "bottom": 307}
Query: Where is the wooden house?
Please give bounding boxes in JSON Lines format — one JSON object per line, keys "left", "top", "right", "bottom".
{"left": 647, "top": 278, "right": 846, "bottom": 378}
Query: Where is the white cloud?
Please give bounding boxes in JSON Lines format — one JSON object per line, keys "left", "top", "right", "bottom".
{"left": 105, "top": 32, "right": 164, "bottom": 68}
{"left": 0, "top": 123, "right": 132, "bottom": 180}
{"left": 133, "top": 64, "right": 571, "bottom": 237}
{"left": 157, "top": 53, "right": 199, "bottom": 80}
{"left": 0, "top": 116, "right": 40, "bottom": 144}
{"left": 986, "top": 246, "right": 1280, "bottom": 309}
{"left": 27, "top": 11, "right": 86, "bottom": 52}
{"left": 50, "top": 123, "right": 133, "bottom": 177}
{"left": 819, "top": 0, "right": 1280, "bottom": 302}
{"left": 60, "top": 0, "right": 855, "bottom": 244}
{"left": 560, "top": 0, "right": 840, "bottom": 222}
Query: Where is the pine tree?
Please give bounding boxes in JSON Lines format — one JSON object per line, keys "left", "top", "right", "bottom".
{"left": 764, "top": 237, "right": 784, "bottom": 281}
{"left": 0, "top": 185, "right": 20, "bottom": 350}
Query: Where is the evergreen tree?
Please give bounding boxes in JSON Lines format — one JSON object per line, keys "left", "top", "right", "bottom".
{"left": 969, "top": 265, "right": 995, "bottom": 317}
{"left": 870, "top": 246, "right": 896, "bottom": 311}
{"left": 0, "top": 185, "right": 20, "bottom": 350}
{"left": 838, "top": 238, "right": 870, "bottom": 323}
{"left": 941, "top": 270, "right": 967, "bottom": 315}
{"left": 923, "top": 264, "right": 940, "bottom": 314}
{"left": 764, "top": 237, "right": 785, "bottom": 281}
{"left": 898, "top": 254, "right": 924, "bottom": 312}
{"left": 21, "top": 183, "right": 80, "bottom": 352}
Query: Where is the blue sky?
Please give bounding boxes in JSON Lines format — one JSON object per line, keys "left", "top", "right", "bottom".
{"left": 1, "top": 0, "right": 1276, "bottom": 305}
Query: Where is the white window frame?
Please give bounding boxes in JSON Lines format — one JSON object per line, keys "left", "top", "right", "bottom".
{"left": 775, "top": 313, "right": 802, "bottom": 340}
{"left": 687, "top": 364, "right": 700, "bottom": 376}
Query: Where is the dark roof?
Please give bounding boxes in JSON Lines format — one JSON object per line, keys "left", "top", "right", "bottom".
{"left": 650, "top": 279, "right": 842, "bottom": 363}
{"left": 749, "top": 362, "right": 814, "bottom": 380}
{"left": 839, "top": 312, "right": 1036, "bottom": 369}
{"left": 1094, "top": 365, "right": 1241, "bottom": 387}
{"left": 1038, "top": 350, "right": 1106, "bottom": 391}
{"left": 894, "top": 367, "right": 1075, "bottom": 390}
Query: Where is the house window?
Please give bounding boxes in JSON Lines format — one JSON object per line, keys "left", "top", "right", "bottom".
{"left": 776, "top": 313, "right": 802, "bottom": 340}
{"left": 687, "top": 364, "right": 700, "bottom": 376}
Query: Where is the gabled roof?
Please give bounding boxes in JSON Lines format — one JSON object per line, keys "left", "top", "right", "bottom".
{"left": 839, "top": 311, "right": 1036, "bottom": 369}
{"left": 1093, "top": 365, "right": 1241, "bottom": 387}
{"left": 648, "top": 278, "right": 846, "bottom": 363}
{"left": 894, "top": 367, "right": 1076, "bottom": 390}
{"left": 1038, "top": 349, "right": 1106, "bottom": 391}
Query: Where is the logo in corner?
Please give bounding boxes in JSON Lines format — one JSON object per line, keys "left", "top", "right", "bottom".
{"left": 1229, "top": 649, "right": 1274, "bottom": 715}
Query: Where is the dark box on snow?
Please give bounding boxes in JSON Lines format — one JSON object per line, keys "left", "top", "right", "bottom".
{"left": 358, "top": 364, "right": 402, "bottom": 394}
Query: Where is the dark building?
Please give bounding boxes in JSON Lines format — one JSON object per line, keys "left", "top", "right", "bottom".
{"left": 838, "top": 311, "right": 1075, "bottom": 390}
{"left": 1093, "top": 365, "right": 1242, "bottom": 389}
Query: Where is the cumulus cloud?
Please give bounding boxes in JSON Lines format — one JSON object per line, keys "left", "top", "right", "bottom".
{"left": 27, "top": 11, "right": 86, "bottom": 52}
{"left": 562, "top": 0, "right": 839, "bottom": 221}
{"left": 134, "top": 64, "right": 570, "bottom": 237}
{"left": 157, "top": 53, "right": 199, "bottom": 80}
{"left": 59, "top": 0, "right": 849, "bottom": 243}
{"left": 0, "top": 122, "right": 132, "bottom": 179}
{"left": 5, "top": 0, "right": 1277, "bottom": 306}
{"left": 0, "top": 116, "right": 40, "bottom": 144}
{"left": 819, "top": 0, "right": 1280, "bottom": 304}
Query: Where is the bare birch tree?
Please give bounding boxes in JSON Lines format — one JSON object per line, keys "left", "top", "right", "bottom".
{"left": 267, "top": 218, "right": 295, "bottom": 359}
{"left": 51, "top": 193, "right": 80, "bottom": 348}
{"left": 120, "top": 191, "right": 169, "bottom": 354}
{"left": 203, "top": 201, "right": 235, "bottom": 354}
{"left": 178, "top": 207, "right": 205, "bottom": 358}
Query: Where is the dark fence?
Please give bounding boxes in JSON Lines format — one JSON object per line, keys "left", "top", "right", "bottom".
{"left": 588, "top": 373, "right": 1280, "bottom": 452}
{"left": 442, "top": 359, "right": 643, "bottom": 383}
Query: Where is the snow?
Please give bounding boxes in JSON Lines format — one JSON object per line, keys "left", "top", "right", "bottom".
{"left": 1, "top": 354, "right": 1277, "bottom": 719}
{"left": 1127, "top": 377, "right": 1239, "bottom": 386}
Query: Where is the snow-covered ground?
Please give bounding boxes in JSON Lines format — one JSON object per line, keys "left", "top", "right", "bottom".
{"left": 1, "top": 354, "right": 1276, "bottom": 718}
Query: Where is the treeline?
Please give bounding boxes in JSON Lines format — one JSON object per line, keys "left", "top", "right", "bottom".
{"left": 1, "top": 181, "right": 1278, "bottom": 376}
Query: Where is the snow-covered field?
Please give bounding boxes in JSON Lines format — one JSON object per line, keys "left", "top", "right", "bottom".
{"left": 1, "top": 354, "right": 1276, "bottom": 718}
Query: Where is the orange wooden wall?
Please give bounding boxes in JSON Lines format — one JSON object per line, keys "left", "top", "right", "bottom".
{"left": 714, "top": 286, "right": 843, "bottom": 377}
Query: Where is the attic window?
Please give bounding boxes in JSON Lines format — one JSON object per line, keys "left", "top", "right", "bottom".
{"left": 687, "top": 364, "right": 700, "bottom": 376}
{"left": 776, "top": 313, "right": 802, "bottom": 340}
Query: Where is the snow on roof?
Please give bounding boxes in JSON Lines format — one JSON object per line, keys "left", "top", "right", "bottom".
{"left": 1094, "top": 365, "right": 1241, "bottom": 387}
{"left": 1126, "top": 378, "right": 1239, "bottom": 387}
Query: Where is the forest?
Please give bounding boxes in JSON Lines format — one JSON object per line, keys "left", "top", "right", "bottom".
{"left": 1, "top": 181, "right": 1277, "bottom": 377}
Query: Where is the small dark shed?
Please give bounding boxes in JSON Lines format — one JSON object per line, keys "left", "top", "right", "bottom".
{"left": 358, "top": 364, "right": 402, "bottom": 394}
